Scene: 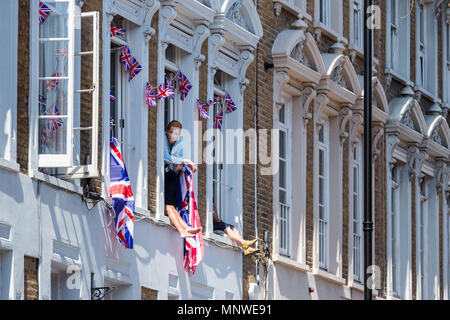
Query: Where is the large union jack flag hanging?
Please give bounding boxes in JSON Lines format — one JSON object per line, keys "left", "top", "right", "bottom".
{"left": 110, "top": 26, "right": 126, "bottom": 37}
{"left": 39, "top": 2, "right": 52, "bottom": 24}
{"left": 120, "top": 45, "right": 132, "bottom": 71}
{"left": 177, "top": 71, "right": 192, "bottom": 101}
{"left": 225, "top": 93, "right": 237, "bottom": 113}
{"left": 128, "top": 57, "right": 142, "bottom": 81}
{"left": 110, "top": 137, "right": 135, "bottom": 249}
{"left": 177, "top": 166, "right": 204, "bottom": 273}
{"left": 44, "top": 105, "right": 64, "bottom": 132}
{"left": 214, "top": 108, "right": 223, "bottom": 130}
{"left": 145, "top": 82, "right": 156, "bottom": 107}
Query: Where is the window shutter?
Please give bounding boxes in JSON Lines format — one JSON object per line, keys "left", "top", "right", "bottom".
{"left": 60, "top": 11, "right": 100, "bottom": 178}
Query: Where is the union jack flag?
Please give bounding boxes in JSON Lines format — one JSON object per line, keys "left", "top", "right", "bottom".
{"left": 177, "top": 71, "right": 192, "bottom": 101}
{"left": 56, "top": 46, "right": 68, "bottom": 59}
{"left": 225, "top": 93, "right": 237, "bottom": 113}
{"left": 110, "top": 137, "right": 135, "bottom": 249}
{"left": 214, "top": 108, "right": 223, "bottom": 130}
{"left": 145, "top": 82, "right": 156, "bottom": 107}
{"left": 39, "top": 168, "right": 48, "bottom": 174}
{"left": 39, "top": 2, "right": 52, "bottom": 24}
{"left": 110, "top": 26, "right": 126, "bottom": 37}
{"left": 156, "top": 80, "right": 175, "bottom": 101}
{"left": 178, "top": 166, "right": 204, "bottom": 273}
{"left": 110, "top": 91, "right": 117, "bottom": 102}
{"left": 46, "top": 72, "right": 60, "bottom": 92}
{"left": 120, "top": 46, "right": 132, "bottom": 71}
{"left": 128, "top": 57, "right": 142, "bottom": 81}
{"left": 196, "top": 99, "right": 209, "bottom": 120}
{"left": 44, "top": 105, "right": 64, "bottom": 132}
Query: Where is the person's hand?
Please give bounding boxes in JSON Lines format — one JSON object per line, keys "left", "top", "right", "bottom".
{"left": 175, "top": 164, "right": 183, "bottom": 172}
{"left": 183, "top": 159, "right": 197, "bottom": 173}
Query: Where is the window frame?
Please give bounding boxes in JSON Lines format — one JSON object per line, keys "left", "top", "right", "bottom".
{"left": 418, "top": 177, "right": 428, "bottom": 299}
{"left": 320, "top": 0, "right": 331, "bottom": 27}
{"left": 352, "top": 0, "right": 363, "bottom": 49}
{"left": 352, "top": 142, "right": 363, "bottom": 282}
{"left": 278, "top": 103, "right": 292, "bottom": 257}
{"left": 390, "top": 165, "right": 400, "bottom": 297}
{"left": 318, "top": 118, "right": 329, "bottom": 271}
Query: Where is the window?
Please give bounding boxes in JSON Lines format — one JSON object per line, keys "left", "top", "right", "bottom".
{"left": 391, "top": 166, "right": 399, "bottom": 296}
{"left": 419, "top": 178, "right": 427, "bottom": 299}
{"left": 278, "top": 104, "right": 291, "bottom": 257}
{"left": 33, "top": 1, "right": 99, "bottom": 177}
{"left": 320, "top": 0, "right": 331, "bottom": 26}
{"left": 318, "top": 120, "right": 329, "bottom": 270}
{"left": 390, "top": 0, "right": 398, "bottom": 72}
{"left": 418, "top": 3, "right": 426, "bottom": 87}
{"left": 352, "top": 143, "right": 363, "bottom": 282}
{"left": 353, "top": 0, "right": 363, "bottom": 48}
{"left": 164, "top": 44, "right": 181, "bottom": 129}
{"left": 110, "top": 42, "right": 126, "bottom": 143}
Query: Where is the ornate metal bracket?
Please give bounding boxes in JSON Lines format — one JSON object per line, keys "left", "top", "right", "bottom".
{"left": 91, "top": 273, "right": 115, "bottom": 300}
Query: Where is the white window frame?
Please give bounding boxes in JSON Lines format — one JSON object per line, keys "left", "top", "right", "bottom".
{"left": 390, "top": 165, "right": 400, "bottom": 297}
{"left": 318, "top": 119, "right": 329, "bottom": 270}
{"left": 352, "top": 142, "right": 363, "bottom": 282}
{"left": 390, "top": 0, "right": 399, "bottom": 73}
{"left": 31, "top": 1, "right": 99, "bottom": 178}
{"left": 278, "top": 103, "right": 291, "bottom": 257}
{"left": 418, "top": 2, "right": 426, "bottom": 87}
{"left": 352, "top": 0, "right": 363, "bottom": 49}
{"left": 320, "top": 0, "right": 331, "bottom": 27}
{"left": 164, "top": 44, "right": 181, "bottom": 129}
{"left": 0, "top": 0, "right": 19, "bottom": 170}
{"left": 418, "top": 176, "right": 428, "bottom": 299}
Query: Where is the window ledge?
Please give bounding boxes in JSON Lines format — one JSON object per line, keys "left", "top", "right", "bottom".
{"left": 31, "top": 170, "right": 83, "bottom": 196}
{"left": 204, "top": 231, "right": 241, "bottom": 252}
{"left": 313, "top": 268, "right": 346, "bottom": 285}
{"left": 413, "top": 85, "right": 440, "bottom": 103}
{"left": 313, "top": 21, "right": 348, "bottom": 45}
{"left": 384, "top": 68, "right": 413, "bottom": 86}
{"left": 0, "top": 159, "right": 20, "bottom": 173}
{"left": 272, "top": 254, "right": 311, "bottom": 273}
{"left": 134, "top": 206, "right": 150, "bottom": 218}
{"left": 272, "top": 1, "right": 312, "bottom": 20}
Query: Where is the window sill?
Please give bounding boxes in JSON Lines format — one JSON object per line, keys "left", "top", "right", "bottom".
{"left": 413, "top": 85, "right": 440, "bottom": 103}
{"left": 313, "top": 21, "right": 348, "bottom": 45}
{"left": 204, "top": 231, "right": 241, "bottom": 252}
{"left": 0, "top": 159, "right": 20, "bottom": 173}
{"left": 134, "top": 206, "right": 150, "bottom": 218}
{"left": 30, "top": 170, "right": 83, "bottom": 196}
{"left": 272, "top": 1, "right": 312, "bottom": 20}
{"left": 313, "top": 268, "right": 346, "bottom": 285}
{"left": 384, "top": 68, "right": 413, "bottom": 86}
{"left": 272, "top": 254, "right": 311, "bottom": 273}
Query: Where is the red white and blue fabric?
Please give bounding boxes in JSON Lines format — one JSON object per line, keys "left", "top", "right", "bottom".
{"left": 110, "top": 26, "right": 126, "bottom": 37}
{"left": 44, "top": 105, "right": 64, "bottom": 132}
{"left": 110, "top": 137, "right": 135, "bottom": 249}
{"left": 196, "top": 100, "right": 209, "bottom": 120}
{"left": 39, "top": 168, "right": 48, "bottom": 174}
{"left": 110, "top": 91, "right": 117, "bottom": 102}
{"left": 110, "top": 117, "right": 115, "bottom": 130}
{"left": 120, "top": 46, "right": 132, "bottom": 71}
{"left": 39, "top": 2, "right": 52, "bottom": 24}
{"left": 128, "top": 57, "right": 142, "bottom": 81}
{"left": 225, "top": 93, "right": 237, "bottom": 113}
{"left": 177, "top": 71, "right": 192, "bottom": 101}
{"left": 214, "top": 108, "right": 223, "bottom": 130}
{"left": 41, "top": 130, "right": 48, "bottom": 145}
{"left": 56, "top": 46, "right": 68, "bottom": 58}
{"left": 177, "top": 166, "right": 204, "bottom": 273}
{"left": 46, "top": 72, "right": 60, "bottom": 92}
{"left": 145, "top": 82, "right": 156, "bottom": 107}
{"left": 156, "top": 81, "right": 174, "bottom": 101}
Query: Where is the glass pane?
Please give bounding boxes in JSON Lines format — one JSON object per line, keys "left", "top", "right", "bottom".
{"left": 39, "top": 40, "right": 69, "bottom": 77}
{"left": 319, "top": 126, "right": 324, "bottom": 143}
{"left": 39, "top": 80, "right": 68, "bottom": 116}
{"left": 39, "top": 2, "right": 69, "bottom": 39}
{"left": 391, "top": 0, "right": 396, "bottom": 23}
{"left": 279, "top": 105, "right": 285, "bottom": 124}
{"left": 279, "top": 160, "right": 286, "bottom": 189}
{"left": 279, "top": 189, "right": 286, "bottom": 205}
{"left": 39, "top": 118, "right": 67, "bottom": 154}
{"left": 319, "top": 205, "right": 325, "bottom": 220}
{"left": 319, "top": 149, "right": 324, "bottom": 176}
{"left": 319, "top": 177, "right": 324, "bottom": 205}
{"left": 279, "top": 130, "right": 286, "bottom": 158}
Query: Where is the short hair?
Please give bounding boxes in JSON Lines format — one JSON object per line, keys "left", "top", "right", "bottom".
{"left": 166, "top": 120, "right": 182, "bottom": 131}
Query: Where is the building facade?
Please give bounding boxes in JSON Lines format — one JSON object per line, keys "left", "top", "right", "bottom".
{"left": 0, "top": 0, "right": 449, "bottom": 300}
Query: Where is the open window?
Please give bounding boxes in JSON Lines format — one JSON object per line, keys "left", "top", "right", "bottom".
{"left": 34, "top": 1, "right": 99, "bottom": 178}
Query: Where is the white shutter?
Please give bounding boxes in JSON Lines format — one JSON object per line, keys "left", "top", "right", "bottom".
{"left": 60, "top": 11, "right": 100, "bottom": 178}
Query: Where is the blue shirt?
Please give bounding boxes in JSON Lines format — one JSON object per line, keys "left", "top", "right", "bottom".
{"left": 164, "top": 135, "right": 184, "bottom": 166}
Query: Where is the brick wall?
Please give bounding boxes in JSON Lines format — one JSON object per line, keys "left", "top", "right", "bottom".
{"left": 24, "top": 256, "right": 39, "bottom": 300}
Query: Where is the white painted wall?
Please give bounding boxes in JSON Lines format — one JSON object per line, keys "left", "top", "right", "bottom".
{"left": 0, "top": 168, "right": 242, "bottom": 300}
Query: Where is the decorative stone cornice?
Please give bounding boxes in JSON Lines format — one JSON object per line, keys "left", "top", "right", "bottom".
{"left": 407, "top": 144, "right": 419, "bottom": 181}
{"left": 273, "top": 70, "right": 290, "bottom": 106}
{"left": 349, "top": 112, "right": 364, "bottom": 145}
{"left": 239, "top": 48, "right": 254, "bottom": 94}
{"left": 387, "top": 134, "right": 400, "bottom": 169}
{"left": 301, "top": 86, "right": 316, "bottom": 126}
{"left": 159, "top": 4, "right": 177, "bottom": 42}
{"left": 339, "top": 107, "right": 353, "bottom": 145}
{"left": 372, "top": 124, "right": 384, "bottom": 161}
{"left": 314, "top": 92, "right": 330, "bottom": 129}
{"left": 273, "top": 2, "right": 282, "bottom": 17}
{"left": 193, "top": 23, "right": 210, "bottom": 70}
{"left": 435, "top": 160, "right": 447, "bottom": 192}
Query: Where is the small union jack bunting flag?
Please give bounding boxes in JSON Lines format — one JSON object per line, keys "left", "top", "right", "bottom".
{"left": 46, "top": 72, "right": 60, "bottom": 92}
{"left": 225, "top": 93, "right": 237, "bottom": 113}
{"left": 145, "top": 82, "right": 157, "bottom": 107}
{"left": 120, "top": 46, "right": 132, "bottom": 71}
{"left": 178, "top": 71, "right": 192, "bottom": 101}
{"left": 110, "top": 91, "right": 117, "bottom": 102}
{"left": 214, "top": 108, "right": 223, "bottom": 130}
{"left": 39, "top": 2, "right": 52, "bottom": 24}
{"left": 196, "top": 99, "right": 209, "bottom": 120}
{"left": 44, "top": 105, "right": 64, "bottom": 132}
{"left": 110, "top": 26, "right": 126, "bottom": 37}
{"left": 156, "top": 81, "right": 174, "bottom": 100}
{"left": 128, "top": 57, "right": 142, "bottom": 81}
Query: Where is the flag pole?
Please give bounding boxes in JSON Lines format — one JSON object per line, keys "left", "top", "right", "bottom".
{"left": 363, "top": 0, "right": 373, "bottom": 300}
